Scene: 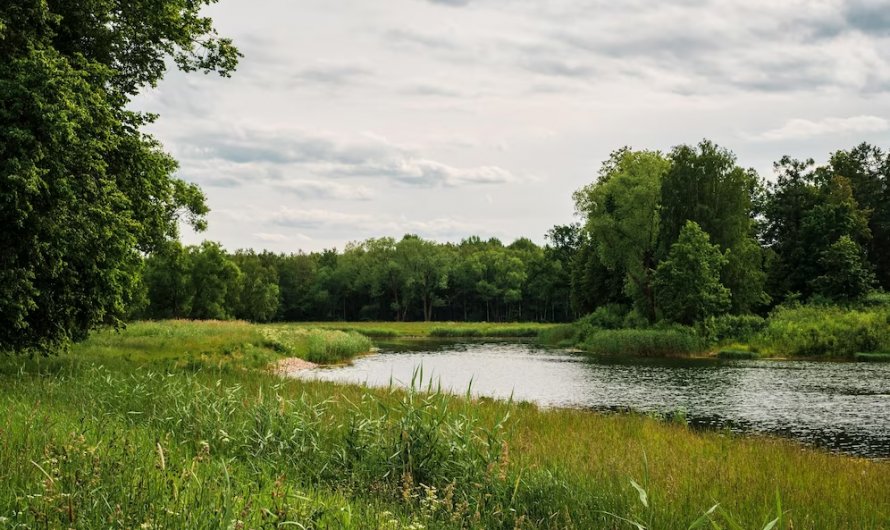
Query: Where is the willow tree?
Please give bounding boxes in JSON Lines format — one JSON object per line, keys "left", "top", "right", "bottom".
{"left": 0, "top": 1, "right": 240, "bottom": 354}
{"left": 574, "top": 149, "right": 671, "bottom": 323}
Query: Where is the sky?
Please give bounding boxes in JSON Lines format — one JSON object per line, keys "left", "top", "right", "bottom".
{"left": 135, "top": 0, "right": 890, "bottom": 253}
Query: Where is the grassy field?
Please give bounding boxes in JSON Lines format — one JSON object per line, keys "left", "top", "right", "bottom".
{"left": 1, "top": 320, "right": 888, "bottom": 529}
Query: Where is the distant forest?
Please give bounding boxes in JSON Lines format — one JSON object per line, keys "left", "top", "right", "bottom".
{"left": 134, "top": 140, "right": 890, "bottom": 325}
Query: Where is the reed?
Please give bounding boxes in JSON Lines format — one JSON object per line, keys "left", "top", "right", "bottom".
{"left": 580, "top": 329, "right": 704, "bottom": 357}
{"left": 854, "top": 352, "right": 890, "bottom": 362}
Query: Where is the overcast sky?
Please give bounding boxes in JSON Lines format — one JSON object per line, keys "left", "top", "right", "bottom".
{"left": 136, "top": 0, "right": 890, "bottom": 253}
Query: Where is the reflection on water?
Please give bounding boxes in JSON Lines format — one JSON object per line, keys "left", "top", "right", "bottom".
{"left": 293, "top": 340, "right": 890, "bottom": 458}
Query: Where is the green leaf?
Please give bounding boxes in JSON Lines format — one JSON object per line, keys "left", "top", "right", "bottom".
{"left": 630, "top": 478, "right": 649, "bottom": 508}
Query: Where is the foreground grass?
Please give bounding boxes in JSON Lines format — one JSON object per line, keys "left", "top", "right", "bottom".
{"left": 2, "top": 320, "right": 888, "bottom": 528}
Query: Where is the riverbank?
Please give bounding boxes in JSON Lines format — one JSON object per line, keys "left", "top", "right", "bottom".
{"left": 1, "top": 320, "right": 887, "bottom": 528}
{"left": 276, "top": 321, "right": 557, "bottom": 339}
{"left": 540, "top": 304, "right": 890, "bottom": 362}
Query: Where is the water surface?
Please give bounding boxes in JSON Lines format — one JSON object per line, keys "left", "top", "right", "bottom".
{"left": 294, "top": 340, "right": 890, "bottom": 458}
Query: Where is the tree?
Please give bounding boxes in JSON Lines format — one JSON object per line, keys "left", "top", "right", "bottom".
{"left": 187, "top": 242, "right": 240, "bottom": 321}
{"left": 231, "top": 250, "right": 280, "bottom": 323}
{"left": 142, "top": 241, "right": 192, "bottom": 319}
{"left": 574, "top": 149, "right": 670, "bottom": 323}
{"left": 659, "top": 140, "right": 767, "bottom": 313}
{"left": 813, "top": 236, "right": 875, "bottom": 303}
{"left": 655, "top": 221, "right": 730, "bottom": 326}
{"left": 570, "top": 237, "right": 628, "bottom": 316}
{"left": 397, "top": 236, "right": 451, "bottom": 322}
{"left": 762, "top": 157, "right": 822, "bottom": 301}
{"left": 825, "top": 144, "right": 890, "bottom": 289}
{"left": 0, "top": 0, "right": 239, "bottom": 354}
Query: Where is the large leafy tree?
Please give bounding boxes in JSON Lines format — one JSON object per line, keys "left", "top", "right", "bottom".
{"left": 659, "top": 140, "right": 768, "bottom": 313}
{"left": 574, "top": 149, "right": 670, "bottom": 323}
{"left": 812, "top": 236, "right": 875, "bottom": 303}
{"left": 655, "top": 221, "right": 730, "bottom": 326}
{"left": 397, "top": 236, "right": 451, "bottom": 322}
{"left": 0, "top": 0, "right": 239, "bottom": 354}
{"left": 824, "top": 143, "right": 890, "bottom": 289}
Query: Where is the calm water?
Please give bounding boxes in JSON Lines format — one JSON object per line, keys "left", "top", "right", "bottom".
{"left": 294, "top": 340, "right": 890, "bottom": 458}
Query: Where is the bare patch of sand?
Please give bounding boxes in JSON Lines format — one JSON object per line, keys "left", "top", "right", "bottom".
{"left": 272, "top": 357, "right": 318, "bottom": 374}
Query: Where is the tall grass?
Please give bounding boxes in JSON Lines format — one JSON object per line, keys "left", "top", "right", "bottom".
{"left": 429, "top": 327, "right": 483, "bottom": 337}
{"left": 261, "top": 326, "right": 373, "bottom": 364}
{"left": 1, "top": 351, "right": 888, "bottom": 529}
{"left": 855, "top": 352, "right": 890, "bottom": 362}
{"left": 756, "top": 305, "right": 890, "bottom": 358}
{"left": 429, "top": 326, "right": 543, "bottom": 338}
{"left": 580, "top": 329, "right": 704, "bottom": 357}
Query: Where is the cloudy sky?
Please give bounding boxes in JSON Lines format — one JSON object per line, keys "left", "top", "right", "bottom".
{"left": 136, "top": 0, "right": 890, "bottom": 253}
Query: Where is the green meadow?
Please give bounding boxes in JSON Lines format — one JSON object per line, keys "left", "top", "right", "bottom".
{"left": 1, "top": 320, "right": 888, "bottom": 529}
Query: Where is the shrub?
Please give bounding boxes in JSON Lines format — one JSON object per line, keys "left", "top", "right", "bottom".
{"left": 706, "top": 314, "right": 768, "bottom": 343}
{"left": 579, "top": 329, "right": 703, "bottom": 357}
{"left": 756, "top": 305, "right": 890, "bottom": 358}
{"left": 572, "top": 305, "right": 629, "bottom": 345}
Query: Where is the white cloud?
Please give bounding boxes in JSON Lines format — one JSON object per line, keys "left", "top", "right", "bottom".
{"left": 176, "top": 127, "right": 520, "bottom": 188}
{"left": 267, "top": 207, "right": 489, "bottom": 239}
{"left": 139, "top": 0, "right": 890, "bottom": 253}
{"left": 271, "top": 180, "right": 375, "bottom": 200}
{"left": 253, "top": 233, "right": 291, "bottom": 242}
{"left": 748, "top": 116, "right": 890, "bottom": 141}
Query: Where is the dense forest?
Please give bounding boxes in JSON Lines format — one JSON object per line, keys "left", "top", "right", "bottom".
{"left": 134, "top": 140, "right": 890, "bottom": 326}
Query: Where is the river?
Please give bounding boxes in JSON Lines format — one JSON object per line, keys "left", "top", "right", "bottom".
{"left": 293, "top": 339, "right": 890, "bottom": 458}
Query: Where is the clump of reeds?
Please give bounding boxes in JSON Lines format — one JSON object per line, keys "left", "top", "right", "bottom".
{"left": 580, "top": 329, "right": 704, "bottom": 357}
{"left": 854, "top": 352, "right": 890, "bottom": 362}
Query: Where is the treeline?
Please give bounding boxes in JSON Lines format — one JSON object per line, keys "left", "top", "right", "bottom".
{"left": 572, "top": 140, "right": 888, "bottom": 327}
{"left": 133, "top": 234, "right": 577, "bottom": 323}
{"left": 135, "top": 140, "right": 890, "bottom": 325}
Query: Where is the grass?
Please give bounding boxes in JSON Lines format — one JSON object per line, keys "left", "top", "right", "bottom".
{"left": 3, "top": 320, "right": 889, "bottom": 528}
{"left": 580, "top": 329, "right": 705, "bottom": 357}
{"left": 855, "top": 352, "right": 890, "bottom": 362}
{"left": 717, "top": 348, "right": 761, "bottom": 360}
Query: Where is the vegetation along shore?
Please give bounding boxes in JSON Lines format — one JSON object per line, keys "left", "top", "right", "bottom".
{"left": 1, "top": 320, "right": 888, "bottom": 529}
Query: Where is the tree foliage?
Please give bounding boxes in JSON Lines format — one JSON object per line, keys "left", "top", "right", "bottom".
{"left": 0, "top": 0, "right": 239, "bottom": 354}
{"left": 655, "top": 221, "right": 731, "bottom": 325}
{"left": 574, "top": 149, "right": 670, "bottom": 322}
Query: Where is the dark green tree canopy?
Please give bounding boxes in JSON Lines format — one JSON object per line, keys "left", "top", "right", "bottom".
{"left": 0, "top": 0, "right": 239, "bottom": 354}
{"left": 655, "top": 221, "right": 730, "bottom": 326}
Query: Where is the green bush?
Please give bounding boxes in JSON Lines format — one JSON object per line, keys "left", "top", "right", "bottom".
{"left": 854, "top": 352, "right": 890, "bottom": 362}
{"left": 861, "top": 292, "right": 890, "bottom": 308}
{"left": 580, "top": 329, "right": 703, "bottom": 357}
{"left": 573, "top": 305, "right": 630, "bottom": 345}
{"left": 707, "top": 314, "right": 768, "bottom": 343}
{"left": 756, "top": 305, "right": 890, "bottom": 358}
